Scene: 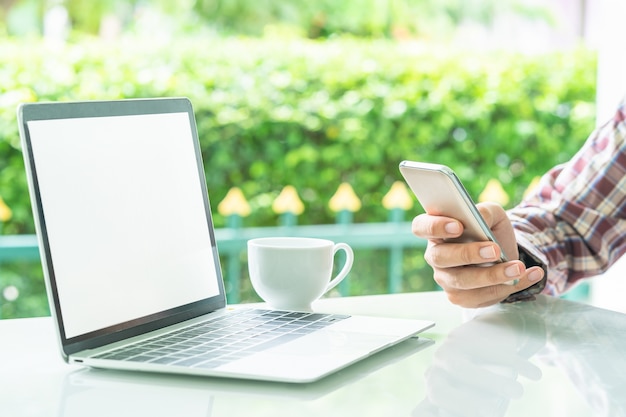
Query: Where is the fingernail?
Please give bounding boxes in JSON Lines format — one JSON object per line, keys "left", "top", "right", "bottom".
{"left": 505, "top": 264, "right": 521, "bottom": 278}
{"left": 445, "top": 222, "right": 461, "bottom": 235}
{"left": 528, "top": 268, "right": 543, "bottom": 282}
{"left": 479, "top": 246, "right": 496, "bottom": 259}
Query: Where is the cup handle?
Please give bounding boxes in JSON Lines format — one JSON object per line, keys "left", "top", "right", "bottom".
{"left": 324, "top": 243, "right": 354, "bottom": 293}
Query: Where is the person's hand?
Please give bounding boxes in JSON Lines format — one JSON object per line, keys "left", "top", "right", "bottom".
{"left": 412, "top": 202, "right": 545, "bottom": 308}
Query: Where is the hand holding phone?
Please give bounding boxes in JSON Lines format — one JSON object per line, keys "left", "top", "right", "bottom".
{"left": 399, "top": 161, "right": 517, "bottom": 284}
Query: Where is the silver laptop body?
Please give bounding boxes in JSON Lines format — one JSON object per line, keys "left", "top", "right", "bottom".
{"left": 17, "top": 97, "right": 434, "bottom": 383}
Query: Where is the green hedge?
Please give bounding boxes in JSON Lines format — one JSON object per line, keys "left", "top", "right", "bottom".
{"left": 0, "top": 37, "right": 596, "bottom": 234}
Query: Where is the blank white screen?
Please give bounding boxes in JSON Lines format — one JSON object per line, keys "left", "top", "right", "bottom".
{"left": 28, "top": 112, "right": 219, "bottom": 338}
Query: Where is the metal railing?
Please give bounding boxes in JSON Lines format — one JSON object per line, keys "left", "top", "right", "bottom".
{"left": 0, "top": 181, "right": 431, "bottom": 316}
{"left": 0, "top": 220, "right": 426, "bottom": 303}
{"left": 0, "top": 179, "right": 593, "bottom": 316}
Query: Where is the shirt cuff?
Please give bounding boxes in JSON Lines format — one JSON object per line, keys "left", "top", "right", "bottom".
{"left": 501, "top": 244, "right": 548, "bottom": 303}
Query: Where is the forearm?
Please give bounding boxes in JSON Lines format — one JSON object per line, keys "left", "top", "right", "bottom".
{"left": 509, "top": 205, "right": 615, "bottom": 296}
{"left": 508, "top": 103, "right": 626, "bottom": 295}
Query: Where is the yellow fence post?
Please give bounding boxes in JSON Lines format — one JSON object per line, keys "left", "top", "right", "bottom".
{"left": 217, "top": 187, "right": 251, "bottom": 228}
{"left": 329, "top": 183, "right": 361, "bottom": 296}
{"left": 0, "top": 196, "right": 12, "bottom": 235}
{"left": 383, "top": 182, "right": 413, "bottom": 293}
{"left": 329, "top": 183, "right": 361, "bottom": 224}
{"left": 272, "top": 186, "right": 304, "bottom": 227}
{"left": 217, "top": 187, "right": 251, "bottom": 303}
{"left": 478, "top": 179, "right": 510, "bottom": 206}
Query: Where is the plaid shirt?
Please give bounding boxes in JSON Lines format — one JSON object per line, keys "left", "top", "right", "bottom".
{"left": 509, "top": 98, "right": 626, "bottom": 296}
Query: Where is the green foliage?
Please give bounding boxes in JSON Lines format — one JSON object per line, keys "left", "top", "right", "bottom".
{"left": 0, "top": 37, "right": 597, "bottom": 317}
{"left": 0, "top": 37, "right": 597, "bottom": 234}
{"left": 0, "top": 261, "right": 48, "bottom": 319}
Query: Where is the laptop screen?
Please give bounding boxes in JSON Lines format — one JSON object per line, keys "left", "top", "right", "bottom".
{"left": 20, "top": 99, "right": 223, "bottom": 345}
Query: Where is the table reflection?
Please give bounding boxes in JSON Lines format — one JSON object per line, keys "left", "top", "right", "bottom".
{"left": 414, "top": 295, "right": 626, "bottom": 417}
{"left": 58, "top": 336, "right": 433, "bottom": 417}
{"left": 52, "top": 295, "right": 626, "bottom": 417}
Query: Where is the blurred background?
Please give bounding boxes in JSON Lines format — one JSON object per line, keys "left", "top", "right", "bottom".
{"left": 1, "top": 0, "right": 624, "bottom": 318}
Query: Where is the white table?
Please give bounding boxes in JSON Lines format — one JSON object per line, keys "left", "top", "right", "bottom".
{"left": 2, "top": 291, "right": 625, "bottom": 417}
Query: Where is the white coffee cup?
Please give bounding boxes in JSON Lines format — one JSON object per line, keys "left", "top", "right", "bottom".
{"left": 247, "top": 237, "right": 354, "bottom": 311}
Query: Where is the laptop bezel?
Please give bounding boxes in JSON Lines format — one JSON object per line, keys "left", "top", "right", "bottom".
{"left": 18, "top": 98, "right": 227, "bottom": 358}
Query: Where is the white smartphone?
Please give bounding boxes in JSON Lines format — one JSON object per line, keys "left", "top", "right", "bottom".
{"left": 399, "top": 160, "right": 509, "bottom": 264}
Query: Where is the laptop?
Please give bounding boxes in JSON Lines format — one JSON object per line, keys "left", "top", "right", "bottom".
{"left": 17, "top": 97, "right": 434, "bottom": 383}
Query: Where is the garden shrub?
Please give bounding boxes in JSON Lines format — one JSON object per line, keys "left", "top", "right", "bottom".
{"left": 0, "top": 37, "right": 597, "bottom": 233}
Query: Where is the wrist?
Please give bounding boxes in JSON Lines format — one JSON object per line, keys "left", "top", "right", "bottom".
{"left": 501, "top": 246, "right": 548, "bottom": 303}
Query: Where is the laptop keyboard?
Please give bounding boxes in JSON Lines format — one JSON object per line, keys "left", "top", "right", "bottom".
{"left": 92, "top": 309, "right": 350, "bottom": 369}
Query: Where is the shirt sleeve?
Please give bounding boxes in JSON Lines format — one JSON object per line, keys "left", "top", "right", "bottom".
{"left": 508, "top": 98, "right": 626, "bottom": 296}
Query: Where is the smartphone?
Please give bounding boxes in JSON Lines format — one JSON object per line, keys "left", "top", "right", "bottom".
{"left": 399, "top": 160, "right": 509, "bottom": 264}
